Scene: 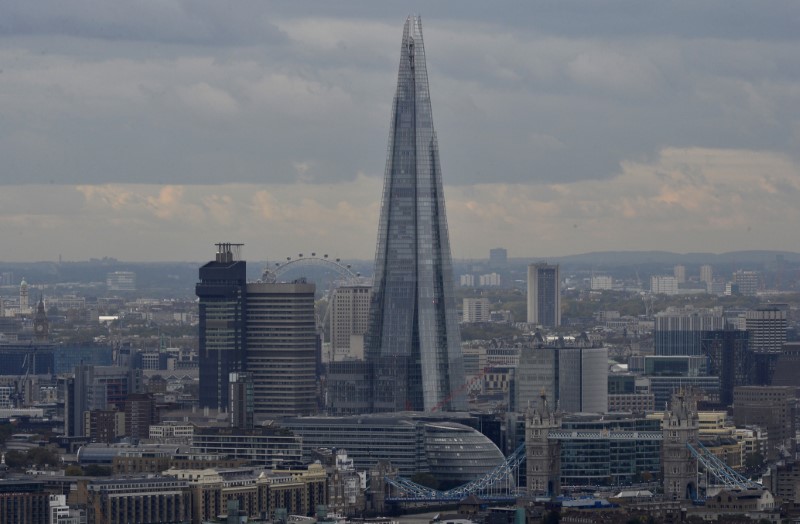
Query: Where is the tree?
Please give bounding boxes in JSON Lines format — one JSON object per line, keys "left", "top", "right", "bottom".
{"left": 4, "top": 450, "right": 26, "bottom": 468}
{"left": 65, "top": 465, "right": 84, "bottom": 476}
{"left": 83, "top": 464, "right": 113, "bottom": 476}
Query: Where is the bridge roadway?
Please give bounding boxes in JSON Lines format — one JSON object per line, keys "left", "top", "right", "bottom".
{"left": 547, "top": 430, "right": 663, "bottom": 440}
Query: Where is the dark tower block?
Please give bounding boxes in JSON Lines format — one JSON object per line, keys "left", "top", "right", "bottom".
{"left": 196, "top": 243, "right": 247, "bottom": 412}
{"left": 365, "top": 16, "right": 466, "bottom": 412}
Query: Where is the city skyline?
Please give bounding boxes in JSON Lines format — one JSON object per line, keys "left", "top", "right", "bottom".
{"left": 1, "top": 1, "right": 800, "bottom": 261}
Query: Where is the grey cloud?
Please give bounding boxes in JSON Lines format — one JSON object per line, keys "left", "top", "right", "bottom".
{"left": 0, "top": 0, "right": 287, "bottom": 46}
{"left": 0, "top": 3, "right": 799, "bottom": 188}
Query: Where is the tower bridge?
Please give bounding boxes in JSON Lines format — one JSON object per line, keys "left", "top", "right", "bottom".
{"left": 384, "top": 392, "right": 764, "bottom": 503}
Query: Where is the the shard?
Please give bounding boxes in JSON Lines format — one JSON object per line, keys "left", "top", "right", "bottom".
{"left": 366, "top": 16, "right": 467, "bottom": 412}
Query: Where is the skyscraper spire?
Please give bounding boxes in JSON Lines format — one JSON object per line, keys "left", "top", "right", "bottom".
{"left": 366, "top": 16, "right": 466, "bottom": 412}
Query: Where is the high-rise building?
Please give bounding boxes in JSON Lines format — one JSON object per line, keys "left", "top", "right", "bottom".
{"left": 558, "top": 346, "right": 608, "bottom": 413}
{"left": 330, "top": 284, "right": 371, "bottom": 361}
{"left": 365, "top": 16, "right": 466, "bottom": 413}
{"left": 700, "top": 264, "right": 713, "bottom": 285}
{"left": 702, "top": 329, "right": 750, "bottom": 406}
{"left": 673, "top": 264, "right": 686, "bottom": 284}
{"left": 745, "top": 306, "right": 787, "bottom": 353}
{"left": 733, "top": 270, "right": 760, "bottom": 296}
{"left": 196, "top": 243, "right": 247, "bottom": 412}
{"left": 515, "top": 345, "right": 558, "bottom": 412}
{"left": 527, "top": 263, "right": 561, "bottom": 327}
{"left": 650, "top": 275, "right": 679, "bottom": 295}
{"left": 654, "top": 306, "right": 725, "bottom": 356}
{"left": 247, "top": 281, "right": 317, "bottom": 419}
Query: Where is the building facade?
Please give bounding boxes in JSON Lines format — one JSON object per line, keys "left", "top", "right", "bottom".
{"left": 196, "top": 243, "right": 247, "bottom": 412}
{"left": 364, "top": 16, "right": 466, "bottom": 412}
{"left": 745, "top": 306, "right": 787, "bottom": 353}
{"left": 558, "top": 346, "right": 608, "bottom": 414}
{"left": 329, "top": 284, "right": 371, "bottom": 361}
{"left": 462, "top": 298, "right": 491, "bottom": 323}
{"left": 527, "top": 263, "right": 561, "bottom": 327}
{"left": 246, "top": 281, "right": 317, "bottom": 419}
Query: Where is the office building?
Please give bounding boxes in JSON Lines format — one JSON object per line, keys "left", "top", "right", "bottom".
{"left": 282, "top": 413, "right": 504, "bottom": 484}
{"left": 515, "top": 345, "right": 558, "bottom": 413}
{"left": 196, "top": 243, "right": 247, "bottom": 412}
{"left": 558, "top": 346, "right": 608, "bottom": 413}
{"left": 462, "top": 297, "right": 491, "bottom": 323}
{"left": 745, "top": 306, "right": 787, "bottom": 353}
{"left": 329, "top": 284, "right": 371, "bottom": 361}
{"left": 733, "top": 386, "right": 795, "bottom": 460}
{"left": 527, "top": 263, "right": 561, "bottom": 327}
{"left": 65, "top": 365, "right": 142, "bottom": 437}
{"left": 0, "top": 480, "right": 48, "bottom": 524}
{"left": 86, "top": 478, "right": 192, "bottom": 524}
{"left": 190, "top": 427, "right": 303, "bottom": 467}
{"left": 702, "top": 329, "right": 750, "bottom": 406}
{"left": 673, "top": 264, "right": 686, "bottom": 284}
{"left": 246, "top": 281, "right": 317, "bottom": 419}
{"left": 364, "top": 16, "right": 466, "bottom": 412}
{"left": 653, "top": 306, "right": 725, "bottom": 356}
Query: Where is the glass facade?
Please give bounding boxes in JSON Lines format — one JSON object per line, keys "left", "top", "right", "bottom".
{"left": 559, "top": 415, "right": 662, "bottom": 488}
{"left": 196, "top": 246, "right": 247, "bottom": 411}
{"left": 366, "top": 16, "right": 466, "bottom": 412}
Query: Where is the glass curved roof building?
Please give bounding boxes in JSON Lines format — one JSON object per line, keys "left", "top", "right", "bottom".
{"left": 282, "top": 414, "right": 504, "bottom": 485}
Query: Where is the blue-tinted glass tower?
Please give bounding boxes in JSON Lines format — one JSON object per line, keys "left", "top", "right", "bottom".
{"left": 366, "top": 16, "right": 466, "bottom": 412}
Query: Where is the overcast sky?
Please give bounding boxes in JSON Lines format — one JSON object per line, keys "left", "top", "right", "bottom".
{"left": 1, "top": 1, "right": 799, "bottom": 262}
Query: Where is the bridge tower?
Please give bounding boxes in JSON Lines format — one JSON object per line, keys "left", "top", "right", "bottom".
{"left": 662, "top": 390, "right": 699, "bottom": 500}
{"left": 525, "top": 392, "right": 561, "bottom": 496}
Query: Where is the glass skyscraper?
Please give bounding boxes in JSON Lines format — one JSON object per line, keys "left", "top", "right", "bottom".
{"left": 365, "top": 16, "right": 466, "bottom": 412}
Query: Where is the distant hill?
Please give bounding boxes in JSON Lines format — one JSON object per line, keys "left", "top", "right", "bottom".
{"left": 508, "top": 250, "right": 800, "bottom": 267}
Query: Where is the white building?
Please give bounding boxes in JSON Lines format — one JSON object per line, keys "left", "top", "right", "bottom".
{"left": 462, "top": 298, "right": 491, "bottom": 323}
{"left": 590, "top": 275, "right": 613, "bottom": 290}
{"left": 650, "top": 275, "right": 678, "bottom": 295}
{"left": 673, "top": 265, "right": 686, "bottom": 284}
{"left": 478, "top": 273, "right": 501, "bottom": 287}
{"left": 329, "top": 284, "right": 371, "bottom": 361}
{"left": 700, "top": 264, "right": 713, "bottom": 285}
{"left": 459, "top": 274, "right": 475, "bottom": 287}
